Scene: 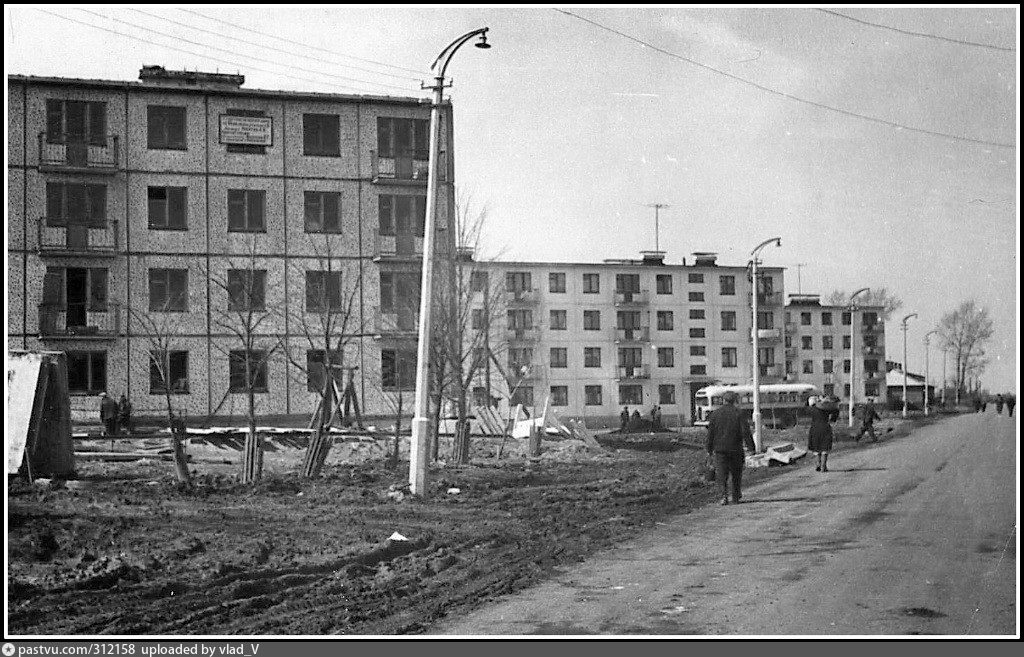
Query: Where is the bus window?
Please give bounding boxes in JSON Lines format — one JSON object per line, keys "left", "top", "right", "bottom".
{"left": 711, "top": 396, "right": 723, "bottom": 406}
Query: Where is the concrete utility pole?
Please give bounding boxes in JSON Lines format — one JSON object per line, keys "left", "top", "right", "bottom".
{"left": 924, "top": 330, "right": 938, "bottom": 416}
{"left": 847, "top": 287, "right": 870, "bottom": 428}
{"left": 901, "top": 313, "right": 918, "bottom": 418}
{"left": 645, "top": 203, "right": 670, "bottom": 252}
{"left": 750, "top": 237, "right": 781, "bottom": 453}
{"left": 409, "top": 28, "right": 491, "bottom": 496}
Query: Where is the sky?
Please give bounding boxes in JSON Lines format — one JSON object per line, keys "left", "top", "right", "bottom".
{"left": 4, "top": 5, "right": 1018, "bottom": 392}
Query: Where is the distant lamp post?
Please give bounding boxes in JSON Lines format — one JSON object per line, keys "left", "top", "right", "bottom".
{"left": 409, "top": 28, "right": 491, "bottom": 496}
{"left": 940, "top": 343, "right": 947, "bottom": 406}
{"left": 900, "top": 313, "right": 918, "bottom": 418}
{"left": 924, "top": 330, "right": 938, "bottom": 416}
{"left": 750, "top": 236, "right": 781, "bottom": 453}
{"left": 846, "top": 287, "right": 870, "bottom": 428}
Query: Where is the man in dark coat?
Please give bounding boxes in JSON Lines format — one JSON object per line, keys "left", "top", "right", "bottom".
{"left": 1006, "top": 395, "right": 1016, "bottom": 417}
{"left": 854, "top": 399, "right": 881, "bottom": 442}
{"left": 706, "top": 391, "right": 755, "bottom": 505}
{"left": 995, "top": 395, "right": 1004, "bottom": 415}
{"left": 620, "top": 407, "right": 630, "bottom": 434}
{"left": 99, "top": 392, "right": 119, "bottom": 437}
{"left": 118, "top": 394, "right": 133, "bottom": 436}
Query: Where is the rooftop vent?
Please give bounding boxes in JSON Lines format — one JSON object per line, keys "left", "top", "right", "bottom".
{"left": 787, "top": 294, "right": 822, "bottom": 306}
{"left": 691, "top": 252, "right": 718, "bottom": 267}
{"left": 639, "top": 250, "right": 666, "bottom": 266}
{"left": 139, "top": 65, "right": 245, "bottom": 89}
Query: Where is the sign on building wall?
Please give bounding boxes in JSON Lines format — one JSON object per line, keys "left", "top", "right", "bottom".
{"left": 218, "top": 115, "right": 273, "bottom": 146}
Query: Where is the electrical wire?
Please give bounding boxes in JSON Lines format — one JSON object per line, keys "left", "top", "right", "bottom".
{"left": 76, "top": 8, "right": 420, "bottom": 94}
{"left": 35, "top": 9, "right": 416, "bottom": 97}
{"left": 816, "top": 9, "right": 1015, "bottom": 53}
{"left": 179, "top": 8, "right": 429, "bottom": 77}
{"left": 554, "top": 9, "right": 1014, "bottom": 150}
{"left": 127, "top": 7, "right": 423, "bottom": 83}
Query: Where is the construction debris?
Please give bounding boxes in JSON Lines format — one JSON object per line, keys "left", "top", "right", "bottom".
{"left": 745, "top": 442, "right": 808, "bottom": 468}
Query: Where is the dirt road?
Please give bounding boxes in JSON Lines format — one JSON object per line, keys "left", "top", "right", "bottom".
{"left": 434, "top": 412, "right": 1018, "bottom": 636}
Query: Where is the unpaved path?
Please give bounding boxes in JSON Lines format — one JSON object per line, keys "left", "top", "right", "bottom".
{"left": 433, "top": 411, "right": 1017, "bottom": 636}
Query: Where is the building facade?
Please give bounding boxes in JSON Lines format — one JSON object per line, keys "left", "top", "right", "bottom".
{"left": 8, "top": 67, "right": 453, "bottom": 422}
{"left": 783, "top": 294, "right": 887, "bottom": 405}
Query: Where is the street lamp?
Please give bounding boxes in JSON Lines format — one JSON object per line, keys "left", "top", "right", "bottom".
{"left": 941, "top": 343, "right": 947, "bottom": 406}
{"left": 750, "top": 236, "right": 781, "bottom": 453}
{"left": 409, "top": 28, "right": 491, "bottom": 496}
{"left": 924, "top": 330, "right": 938, "bottom": 416}
{"left": 900, "top": 313, "right": 918, "bottom": 418}
{"left": 846, "top": 287, "right": 870, "bottom": 428}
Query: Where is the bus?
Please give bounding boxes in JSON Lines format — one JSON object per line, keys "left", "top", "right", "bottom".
{"left": 693, "top": 383, "right": 820, "bottom": 428}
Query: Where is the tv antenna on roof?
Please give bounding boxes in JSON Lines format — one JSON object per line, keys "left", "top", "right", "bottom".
{"left": 644, "top": 203, "right": 670, "bottom": 252}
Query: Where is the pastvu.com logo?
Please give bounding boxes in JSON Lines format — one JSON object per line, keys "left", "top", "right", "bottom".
{"left": 3, "top": 642, "right": 16, "bottom": 656}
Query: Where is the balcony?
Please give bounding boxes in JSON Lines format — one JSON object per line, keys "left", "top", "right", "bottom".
{"left": 508, "top": 364, "right": 545, "bottom": 381}
{"left": 371, "top": 150, "right": 446, "bottom": 185}
{"left": 865, "top": 370, "right": 886, "bottom": 382}
{"left": 784, "top": 322, "right": 797, "bottom": 334}
{"left": 38, "top": 221, "right": 119, "bottom": 258}
{"left": 759, "top": 364, "right": 784, "bottom": 381}
{"left": 862, "top": 322, "right": 884, "bottom": 334}
{"left": 613, "top": 290, "right": 649, "bottom": 306}
{"left": 38, "top": 134, "right": 120, "bottom": 173}
{"left": 754, "top": 328, "right": 782, "bottom": 342}
{"left": 39, "top": 303, "right": 121, "bottom": 340}
{"left": 374, "top": 309, "right": 418, "bottom": 337}
{"left": 506, "top": 327, "right": 540, "bottom": 343}
{"left": 614, "top": 326, "right": 650, "bottom": 343}
{"left": 784, "top": 346, "right": 798, "bottom": 358}
{"left": 373, "top": 233, "right": 424, "bottom": 261}
{"left": 862, "top": 346, "right": 883, "bottom": 356}
{"left": 616, "top": 364, "right": 650, "bottom": 380}
{"left": 748, "top": 291, "right": 784, "bottom": 306}
{"left": 506, "top": 288, "right": 537, "bottom": 305}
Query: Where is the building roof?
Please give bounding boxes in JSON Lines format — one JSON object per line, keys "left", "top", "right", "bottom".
{"left": 886, "top": 368, "right": 931, "bottom": 388}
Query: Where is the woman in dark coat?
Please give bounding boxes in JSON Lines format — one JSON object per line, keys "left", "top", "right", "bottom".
{"left": 807, "top": 396, "right": 835, "bottom": 472}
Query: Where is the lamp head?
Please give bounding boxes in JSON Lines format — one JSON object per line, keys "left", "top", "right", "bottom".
{"left": 475, "top": 32, "right": 491, "bottom": 49}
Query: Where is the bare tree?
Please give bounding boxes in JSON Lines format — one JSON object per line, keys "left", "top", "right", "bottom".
{"left": 204, "top": 239, "right": 284, "bottom": 484}
{"left": 282, "top": 236, "right": 365, "bottom": 479}
{"left": 825, "top": 288, "right": 903, "bottom": 320}
{"left": 937, "top": 300, "right": 994, "bottom": 404}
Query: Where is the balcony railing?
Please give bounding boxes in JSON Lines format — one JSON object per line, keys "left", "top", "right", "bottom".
{"left": 506, "top": 288, "right": 537, "bottom": 305}
{"left": 759, "top": 364, "right": 783, "bottom": 380}
{"left": 863, "top": 346, "right": 883, "bottom": 356}
{"left": 614, "top": 326, "right": 650, "bottom": 343}
{"left": 784, "top": 322, "right": 798, "bottom": 334}
{"left": 616, "top": 364, "right": 650, "bottom": 380}
{"left": 39, "top": 134, "right": 120, "bottom": 172}
{"left": 508, "top": 364, "right": 545, "bottom": 381}
{"left": 374, "top": 233, "right": 424, "bottom": 260}
{"left": 506, "top": 327, "right": 540, "bottom": 343}
{"left": 748, "top": 291, "right": 784, "bottom": 306}
{"left": 613, "top": 290, "right": 649, "bottom": 306}
{"left": 39, "top": 303, "right": 121, "bottom": 340}
{"left": 862, "top": 322, "right": 884, "bottom": 333}
{"left": 371, "top": 150, "right": 446, "bottom": 184}
{"left": 38, "top": 220, "right": 119, "bottom": 257}
{"left": 375, "top": 309, "right": 418, "bottom": 336}
{"left": 754, "top": 328, "right": 782, "bottom": 342}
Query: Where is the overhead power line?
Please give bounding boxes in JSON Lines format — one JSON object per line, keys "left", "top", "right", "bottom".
{"left": 127, "top": 8, "right": 422, "bottom": 83}
{"left": 76, "top": 8, "right": 420, "bottom": 94}
{"left": 816, "top": 9, "right": 1015, "bottom": 53}
{"left": 35, "top": 9, "right": 410, "bottom": 96}
{"left": 179, "top": 8, "right": 429, "bottom": 77}
{"left": 554, "top": 9, "right": 1014, "bottom": 150}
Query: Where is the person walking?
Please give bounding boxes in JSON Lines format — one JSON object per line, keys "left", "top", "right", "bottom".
{"left": 620, "top": 407, "right": 630, "bottom": 434}
{"left": 1006, "top": 395, "right": 1015, "bottom": 417}
{"left": 99, "top": 392, "right": 119, "bottom": 438}
{"left": 705, "top": 390, "right": 755, "bottom": 505}
{"left": 807, "top": 396, "right": 836, "bottom": 472}
{"left": 994, "top": 394, "right": 1004, "bottom": 415}
{"left": 118, "top": 393, "right": 134, "bottom": 436}
{"left": 854, "top": 398, "right": 881, "bottom": 443}
{"left": 631, "top": 409, "right": 642, "bottom": 432}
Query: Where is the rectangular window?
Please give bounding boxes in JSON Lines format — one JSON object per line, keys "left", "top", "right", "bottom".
{"left": 470, "top": 271, "right": 489, "bottom": 292}
{"left": 864, "top": 335, "right": 877, "bottom": 348}
{"left": 379, "top": 272, "right": 420, "bottom": 314}
{"left": 227, "top": 269, "right": 267, "bottom": 311}
{"left": 688, "top": 291, "right": 705, "bottom": 302}
{"left": 802, "top": 360, "right": 814, "bottom": 374}
{"left": 843, "top": 335, "right": 852, "bottom": 349}
{"left": 550, "top": 386, "right": 568, "bottom": 407}
{"left": 549, "top": 272, "right": 566, "bottom": 293}
{"left": 865, "top": 383, "right": 879, "bottom": 397}
{"left": 689, "top": 328, "right": 706, "bottom": 338}
{"left": 821, "top": 312, "right": 833, "bottom": 326}
{"left": 757, "top": 311, "right": 775, "bottom": 330}
{"left": 471, "top": 308, "right": 484, "bottom": 330}
{"left": 549, "top": 309, "right": 567, "bottom": 330}
{"left": 824, "top": 383, "right": 835, "bottom": 396}
{"left": 823, "top": 359, "right": 834, "bottom": 374}
{"left": 512, "top": 386, "right": 534, "bottom": 408}
{"left": 690, "top": 364, "right": 707, "bottom": 376}
{"left": 229, "top": 350, "right": 268, "bottom": 393}
{"left": 656, "top": 274, "right": 672, "bottom": 294}
{"left": 688, "top": 273, "right": 704, "bottom": 284}
{"left": 722, "top": 347, "right": 738, "bottom": 368}
{"left": 227, "top": 189, "right": 266, "bottom": 232}
{"left": 148, "top": 268, "right": 188, "bottom": 311}
{"left": 303, "top": 113, "right": 341, "bottom": 156}
{"left": 823, "top": 335, "right": 834, "bottom": 350}
{"left": 785, "top": 336, "right": 792, "bottom": 348}
{"left": 842, "top": 312, "right": 852, "bottom": 326}
{"left": 720, "top": 311, "right": 737, "bottom": 331}
{"left": 801, "top": 336, "right": 813, "bottom": 350}
{"left": 616, "top": 311, "right": 641, "bottom": 330}
{"left": 381, "top": 349, "right": 416, "bottom": 390}
{"left": 147, "top": 186, "right": 187, "bottom": 230}
{"left": 306, "top": 350, "right": 343, "bottom": 393}
{"left": 505, "top": 271, "right": 532, "bottom": 293}
{"left": 45, "top": 182, "right": 107, "bottom": 227}
{"left": 46, "top": 99, "right": 108, "bottom": 145}
{"left": 864, "top": 359, "right": 879, "bottom": 374}
{"left": 508, "top": 348, "right": 534, "bottom": 374}
{"left": 863, "top": 311, "right": 879, "bottom": 326}
{"left": 378, "top": 195, "right": 426, "bottom": 237}
{"left": 584, "top": 385, "right": 602, "bottom": 406}
{"left": 550, "top": 347, "right": 568, "bottom": 368}
{"left": 305, "top": 271, "right": 343, "bottom": 312}
{"left": 801, "top": 312, "right": 812, "bottom": 326}
{"left": 617, "top": 347, "right": 642, "bottom": 368}
{"left": 147, "top": 105, "right": 187, "bottom": 150}
{"left": 582, "top": 273, "right": 600, "bottom": 294}
{"left": 615, "top": 274, "right": 640, "bottom": 293}
{"left": 843, "top": 359, "right": 851, "bottom": 374}
{"left": 844, "top": 384, "right": 851, "bottom": 397}
{"left": 657, "top": 311, "right": 674, "bottom": 331}
{"left": 507, "top": 309, "right": 534, "bottom": 330}
{"left": 376, "top": 117, "right": 429, "bottom": 159}
{"left": 618, "top": 385, "right": 642, "bottom": 406}
{"left": 584, "top": 347, "right": 601, "bottom": 368}
{"left": 690, "top": 345, "right": 706, "bottom": 356}
{"left": 583, "top": 310, "right": 601, "bottom": 330}
{"left": 760, "top": 347, "right": 776, "bottom": 366}
{"left": 689, "top": 309, "right": 706, "bottom": 320}
{"left": 150, "top": 350, "right": 189, "bottom": 394}
{"left": 659, "top": 384, "right": 676, "bottom": 405}
{"left": 304, "top": 191, "right": 342, "bottom": 233}
{"left": 657, "top": 347, "right": 674, "bottom": 368}
{"left": 49, "top": 267, "right": 109, "bottom": 313}
{"left": 719, "top": 275, "right": 736, "bottom": 296}
{"left": 66, "top": 351, "right": 107, "bottom": 395}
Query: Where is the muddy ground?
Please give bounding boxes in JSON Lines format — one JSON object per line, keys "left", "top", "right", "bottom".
{"left": 7, "top": 417, "right": 920, "bottom": 636}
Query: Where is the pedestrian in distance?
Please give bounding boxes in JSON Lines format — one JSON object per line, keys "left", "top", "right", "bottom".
{"left": 994, "top": 394, "right": 1004, "bottom": 415}
{"left": 118, "top": 393, "right": 133, "bottom": 437}
{"left": 620, "top": 406, "right": 630, "bottom": 435}
{"left": 705, "top": 390, "right": 756, "bottom": 505}
{"left": 854, "top": 398, "right": 881, "bottom": 442}
{"left": 631, "top": 409, "right": 642, "bottom": 432}
{"left": 1006, "top": 395, "right": 1015, "bottom": 417}
{"left": 99, "top": 392, "right": 119, "bottom": 438}
{"left": 807, "top": 396, "right": 836, "bottom": 472}
{"left": 982, "top": 397, "right": 988, "bottom": 413}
